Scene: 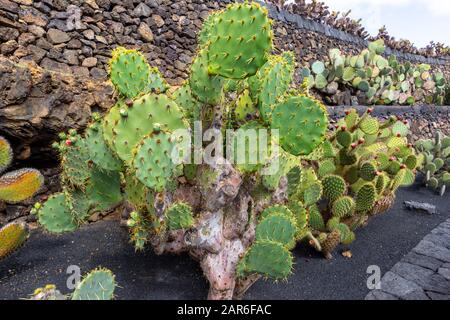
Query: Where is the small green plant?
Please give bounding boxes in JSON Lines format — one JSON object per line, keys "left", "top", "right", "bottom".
{"left": 415, "top": 131, "right": 450, "bottom": 196}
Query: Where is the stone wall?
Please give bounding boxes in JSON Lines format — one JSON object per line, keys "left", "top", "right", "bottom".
{"left": 1, "top": 0, "right": 449, "bottom": 87}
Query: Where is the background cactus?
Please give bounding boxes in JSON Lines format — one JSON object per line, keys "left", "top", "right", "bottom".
{"left": 415, "top": 131, "right": 450, "bottom": 196}
{"left": 304, "top": 40, "right": 448, "bottom": 106}
{"left": 0, "top": 136, "right": 44, "bottom": 204}
{"left": 286, "top": 108, "right": 420, "bottom": 258}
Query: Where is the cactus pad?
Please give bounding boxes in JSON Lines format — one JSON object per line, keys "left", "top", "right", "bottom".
{"left": 359, "top": 161, "right": 377, "bottom": 181}
{"left": 110, "top": 93, "right": 187, "bottom": 163}
{"left": 189, "top": 48, "right": 224, "bottom": 105}
{"left": 207, "top": 2, "right": 273, "bottom": 79}
{"left": 322, "top": 174, "right": 346, "bottom": 202}
{"left": 132, "top": 130, "right": 179, "bottom": 192}
{"left": 85, "top": 121, "right": 123, "bottom": 172}
{"left": 0, "top": 222, "right": 29, "bottom": 260}
{"left": 72, "top": 268, "right": 116, "bottom": 300}
{"left": 0, "top": 136, "right": 13, "bottom": 173}
{"left": 237, "top": 240, "right": 293, "bottom": 280}
{"left": 37, "top": 192, "right": 78, "bottom": 233}
{"left": 166, "top": 202, "right": 194, "bottom": 230}
{"left": 355, "top": 182, "right": 376, "bottom": 213}
{"left": 260, "top": 205, "right": 294, "bottom": 221}
{"left": 109, "top": 47, "right": 151, "bottom": 98}
{"left": 272, "top": 95, "right": 328, "bottom": 156}
{"left": 256, "top": 213, "right": 297, "bottom": 249}
{"left": 332, "top": 196, "right": 355, "bottom": 218}
{"left": 0, "top": 168, "right": 44, "bottom": 203}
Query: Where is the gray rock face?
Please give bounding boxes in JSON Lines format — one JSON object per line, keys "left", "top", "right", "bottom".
{"left": 47, "top": 28, "right": 70, "bottom": 44}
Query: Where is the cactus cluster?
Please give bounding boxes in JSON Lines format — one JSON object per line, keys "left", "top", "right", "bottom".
{"left": 0, "top": 136, "right": 44, "bottom": 204}
{"left": 30, "top": 268, "right": 116, "bottom": 300}
{"left": 416, "top": 131, "right": 450, "bottom": 196}
{"left": 303, "top": 39, "right": 448, "bottom": 106}
{"left": 31, "top": 1, "right": 421, "bottom": 300}
{"left": 286, "top": 108, "right": 420, "bottom": 259}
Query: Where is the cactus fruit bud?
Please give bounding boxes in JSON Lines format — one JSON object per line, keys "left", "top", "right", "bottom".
{"left": 341, "top": 126, "right": 347, "bottom": 131}
{"left": 358, "top": 138, "right": 365, "bottom": 145}
{"left": 65, "top": 139, "right": 72, "bottom": 146}
{"left": 351, "top": 143, "right": 357, "bottom": 149}
{"left": 367, "top": 108, "right": 374, "bottom": 114}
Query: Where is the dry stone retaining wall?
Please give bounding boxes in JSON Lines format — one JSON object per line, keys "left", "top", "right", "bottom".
{"left": 1, "top": 0, "right": 449, "bottom": 86}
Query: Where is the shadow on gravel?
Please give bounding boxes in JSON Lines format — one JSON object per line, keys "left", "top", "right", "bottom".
{"left": 0, "top": 181, "right": 449, "bottom": 300}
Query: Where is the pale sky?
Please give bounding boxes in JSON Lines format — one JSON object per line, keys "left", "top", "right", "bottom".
{"left": 287, "top": 0, "right": 450, "bottom": 47}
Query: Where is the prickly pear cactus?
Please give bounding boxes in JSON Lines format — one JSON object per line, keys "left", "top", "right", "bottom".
{"left": 305, "top": 40, "right": 447, "bottom": 106}
{"left": 0, "top": 222, "right": 29, "bottom": 260}
{"left": 0, "top": 136, "right": 44, "bottom": 203}
{"left": 30, "top": 268, "right": 117, "bottom": 300}
{"left": 37, "top": 2, "right": 330, "bottom": 300}
{"left": 416, "top": 131, "right": 450, "bottom": 196}
{"left": 291, "top": 108, "right": 419, "bottom": 259}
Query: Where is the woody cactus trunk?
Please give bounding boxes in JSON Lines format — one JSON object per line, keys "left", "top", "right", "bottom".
{"left": 34, "top": 2, "right": 330, "bottom": 300}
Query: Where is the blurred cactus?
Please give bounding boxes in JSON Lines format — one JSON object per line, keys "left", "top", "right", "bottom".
{"left": 0, "top": 222, "right": 29, "bottom": 261}
{"left": 30, "top": 268, "right": 116, "bottom": 300}
{"left": 416, "top": 131, "right": 450, "bottom": 196}
{"left": 0, "top": 136, "right": 44, "bottom": 203}
{"left": 303, "top": 40, "right": 448, "bottom": 106}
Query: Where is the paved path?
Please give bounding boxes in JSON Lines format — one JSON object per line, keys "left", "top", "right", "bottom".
{"left": 1, "top": 182, "right": 450, "bottom": 300}
{"left": 366, "top": 218, "right": 450, "bottom": 300}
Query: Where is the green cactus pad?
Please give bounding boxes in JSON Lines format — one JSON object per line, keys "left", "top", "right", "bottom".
{"left": 85, "top": 121, "right": 123, "bottom": 172}
{"left": 111, "top": 93, "right": 188, "bottom": 163}
{"left": 232, "top": 121, "right": 266, "bottom": 173}
{"left": 207, "top": 2, "right": 273, "bottom": 79}
{"left": 235, "top": 89, "right": 256, "bottom": 122}
{"left": 322, "top": 175, "right": 346, "bottom": 202}
{"left": 237, "top": 240, "right": 293, "bottom": 280}
{"left": 336, "top": 130, "right": 352, "bottom": 148}
{"left": 318, "top": 159, "right": 336, "bottom": 178}
{"left": 172, "top": 83, "right": 199, "bottom": 120}
{"left": 404, "top": 155, "right": 418, "bottom": 170}
{"left": 38, "top": 192, "right": 78, "bottom": 233}
{"left": 401, "top": 168, "right": 416, "bottom": 187}
{"left": 165, "top": 202, "right": 194, "bottom": 230}
{"left": 309, "top": 204, "right": 325, "bottom": 231}
{"left": 355, "top": 182, "right": 376, "bottom": 213}
{"left": 303, "top": 182, "right": 323, "bottom": 206}
{"left": 260, "top": 205, "right": 294, "bottom": 221}
{"left": 338, "top": 149, "right": 358, "bottom": 166}
{"left": 332, "top": 196, "right": 356, "bottom": 218}
{"left": 344, "top": 109, "right": 359, "bottom": 128}
{"left": 262, "top": 149, "right": 297, "bottom": 191}
{"left": 109, "top": 47, "right": 151, "bottom": 98}
{"left": 0, "top": 222, "right": 29, "bottom": 260}
{"left": 392, "top": 121, "right": 409, "bottom": 137}
{"left": 336, "top": 223, "right": 355, "bottom": 245}
{"left": 132, "top": 130, "right": 180, "bottom": 192}
{"left": 124, "top": 173, "right": 155, "bottom": 214}
{"left": 61, "top": 138, "right": 91, "bottom": 188}
{"left": 359, "top": 161, "right": 377, "bottom": 181}
{"left": 258, "top": 55, "right": 294, "bottom": 122}
{"left": 256, "top": 213, "right": 297, "bottom": 249}
{"left": 86, "top": 166, "right": 122, "bottom": 212}
{"left": 360, "top": 116, "right": 379, "bottom": 135}
{"left": 102, "top": 100, "right": 124, "bottom": 152}
{"left": 375, "top": 173, "right": 389, "bottom": 195}
{"left": 0, "top": 136, "right": 13, "bottom": 173}
{"left": 272, "top": 95, "right": 328, "bottom": 156}
{"left": 344, "top": 165, "right": 360, "bottom": 184}
{"left": 189, "top": 48, "right": 224, "bottom": 105}
{"left": 72, "top": 268, "right": 116, "bottom": 300}
{"left": 0, "top": 168, "right": 44, "bottom": 203}
{"left": 391, "top": 169, "right": 407, "bottom": 191}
